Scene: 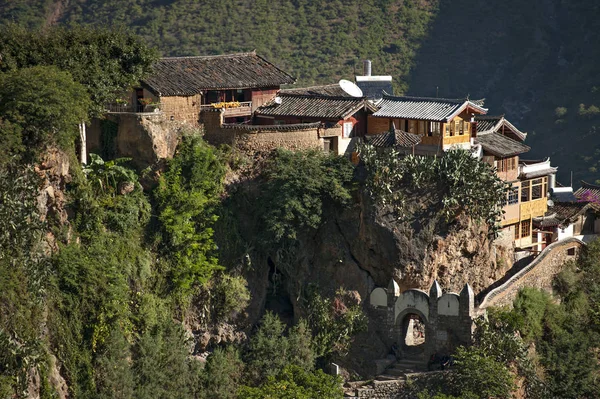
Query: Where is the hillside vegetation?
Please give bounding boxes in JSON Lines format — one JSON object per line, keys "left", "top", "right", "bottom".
{"left": 0, "top": 0, "right": 438, "bottom": 92}
{"left": 409, "top": 0, "right": 600, "bottom": 185}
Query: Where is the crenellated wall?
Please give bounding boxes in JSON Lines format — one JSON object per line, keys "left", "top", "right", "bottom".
{"left": 368, "top": 280, "right": 476, "bottom": 359}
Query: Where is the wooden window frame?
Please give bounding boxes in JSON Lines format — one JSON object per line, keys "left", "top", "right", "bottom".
{"left": 506, "top": 188, "right": 519, "bottom": 205}
{"left": 521, "top": 219, "right": 531, "bottom": 238}
{"left": 343, "top": 121, "right": 353, "bottom": 138}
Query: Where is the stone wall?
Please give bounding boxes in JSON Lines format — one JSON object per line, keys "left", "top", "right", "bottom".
{"left": 159, "top": 94, "right": 202, "bottom": 125}
{"left": 368, "top": 281, "right": 476, "bottom": 360}
{"left": 479, "top": 237, "right": 585, "bottom": 308}
{"left": 346, "top": 372, "right": 446, "bottom": 399}
{"left": 200, "top": 109, "right": 322, "bottom": 155}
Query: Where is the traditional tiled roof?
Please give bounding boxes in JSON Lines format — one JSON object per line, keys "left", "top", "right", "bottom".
{"left": 552, "top": 188, "right": 578, "bottom": 202}
{"left": 256, "top": 93, "right": 375, "bottom": 120}
{"left": 534, "top": 202, "right": 600, "bottom": 227}
{"left": 520, "top": 159, "right": 558, "bottom": 179}
{"left": 475, "top": 132, "right": 530, "bottom": 157}
{"left": 574, "top": 181, "right": 600, "bottom": 204}
{"left": 282, "top": 84, "right": 350, "bottom": 97}
{"left": 355, "top": 76, "right": 393, "bottom": 100}
{"left": 363, "top": 125, "right": 422, "bottom": 148}
{"left": 221, "top": 122, "right": 321, "bottom": 131}
{"left": 142, "top": 51, "right": 296, "bottom": 96}
{"left": 475, "top": 115, "right": 527, "bottom": 141}
{"left": 372, "top": 94, "right": 487, "bottom": 122}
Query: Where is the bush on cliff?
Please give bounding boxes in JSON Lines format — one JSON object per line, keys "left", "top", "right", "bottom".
{"left": 357, "top": 145, "right": 508, "bottom": 234}
{"left": 154, "top": 134, "right": 226, "bottom": 296}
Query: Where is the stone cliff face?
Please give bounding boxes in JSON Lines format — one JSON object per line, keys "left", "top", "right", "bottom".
{"left": 226, "top": 187, "right": 514, "bottom": 376}
{"left": 230, "top": 185, "right": 514, "bottom": 330}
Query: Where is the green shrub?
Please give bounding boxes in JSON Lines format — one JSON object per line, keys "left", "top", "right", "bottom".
{"left": 450, "top": 346, "right": 514, "bottom": 399}
{"left": 238, "top": 365, "right": 343, "bottom": 399}
{"left": 306, "top": 288, "right": 367, "bottom": 359}
{"left": 358, "top": 145, "right": 508, "bottom": 234}
{"left": 0, "top": 66, "right": 90, "bottom": 158}
{"left": 210, "top": 274, "right": 251, "bottom": 322}
{"left": 155, "top": 133, "right": 226, "bottom": 295}
{"left": 203, "top": 346, "right": 244, "bottom": 399}
{"left": 260, "top": 149, "right": 354, "bottom": 244}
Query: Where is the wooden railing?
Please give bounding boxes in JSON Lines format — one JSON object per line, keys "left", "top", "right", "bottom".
{"left": 199, "top": 101, "right": 252, "bottom": 111}
{"left": 105, "top": 103, "right": 161, "bottom": 114}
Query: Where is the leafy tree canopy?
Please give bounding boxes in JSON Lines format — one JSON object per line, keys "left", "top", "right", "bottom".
{"left": 0, "top": 23, "right": 158, "bottom": 117}
{"left": 155, "top": 133, "right": 226, "bottom": 295}
{"left": 358, "top": 145, "right": 508, "bottom": 234}
{"left": 0, "top": 65, "right": 90, "bottom": 158}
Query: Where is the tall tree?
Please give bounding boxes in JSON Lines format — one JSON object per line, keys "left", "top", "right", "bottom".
{"left": 0, "top": 24, "right": 157, "bottom": 162}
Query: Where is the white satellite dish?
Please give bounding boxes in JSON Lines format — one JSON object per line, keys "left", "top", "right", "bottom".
{"left": 547, "top": 199, "right": 554, "bottom": 207}
{"left": 274, "top": 96, "right": 282, "bottom": 105}
{"left": 339, "top": 79, "right": 363, "bottom": 97}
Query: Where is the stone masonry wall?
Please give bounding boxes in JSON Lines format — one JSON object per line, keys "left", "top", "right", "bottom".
{"left": 200, "top": 109, "right": 321, "bottom": 155}
{"left": 159, "top": 94, "right": 202, "bottom": 126}
{"left": 479, "top": 237, "right": 584, "bottom": 308}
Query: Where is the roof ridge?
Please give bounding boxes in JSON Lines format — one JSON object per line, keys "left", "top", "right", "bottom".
{"left": 281, "top": 83, "right": 340, "bottom": 91}
{"left": 475, "top": 114, "right": 505, "bottom": 120}
{"left": 580, "top": 180, "right": 600, "bottom": 189}
{"left": 382, "top": 93, "right": 468, "bottom": 103}
{"left": 279, "top": 92, "right": 364, "bottom": 101}
{"left": 159, "top": 51, "right": 257, "bottom": 61}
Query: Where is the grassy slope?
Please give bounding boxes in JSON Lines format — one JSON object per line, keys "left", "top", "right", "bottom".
{"left": 409, "top": 0, "right": 600, "bottom": 184}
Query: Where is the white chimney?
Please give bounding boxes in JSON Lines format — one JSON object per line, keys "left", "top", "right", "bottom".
{"left": 363, "top": 60, "right": 372, "bottom": 76}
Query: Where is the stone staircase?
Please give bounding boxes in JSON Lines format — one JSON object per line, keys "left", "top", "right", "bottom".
{"left": 376, "top": 357, "right": 428, "bottom": 381}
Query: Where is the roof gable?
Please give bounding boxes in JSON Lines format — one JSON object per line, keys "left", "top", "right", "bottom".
{"left": 142, "top": 52, "right": 296, "bottom": 96}
{"left": 372, "top": 94, "right": 487, "bottom": 122}
{"left": 475, "top": 115, "right": 527, "bottom": 141}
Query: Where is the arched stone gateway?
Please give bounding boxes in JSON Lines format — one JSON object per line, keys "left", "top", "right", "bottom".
{"left": 368, "top": 280, "right": 476, "bottom": 359}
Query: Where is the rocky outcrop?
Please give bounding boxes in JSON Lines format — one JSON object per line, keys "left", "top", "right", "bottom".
{"left": 36, "top": 147, "right": 72, "bottom": 252}
{"left": 87, "top": 114, "right": 184, "bottom": 169}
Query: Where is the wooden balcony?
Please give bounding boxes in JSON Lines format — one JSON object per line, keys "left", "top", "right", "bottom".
{"left": 520, "top": 198, "right": 547, "bottom": 220}
{"left": 200, "top": 101, "right": 252, "bottom": 118}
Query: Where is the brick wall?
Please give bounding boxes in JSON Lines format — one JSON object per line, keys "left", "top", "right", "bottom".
{"left": 479, "top": 237, "right": 585, "bottom": 308}
{"left": 159, "top": 94, "right": 202, "bottom": 125}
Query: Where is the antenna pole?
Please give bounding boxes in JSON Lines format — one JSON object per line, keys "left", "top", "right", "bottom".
{"left": 436, "top": 86, "right": 439, "bottom": 98}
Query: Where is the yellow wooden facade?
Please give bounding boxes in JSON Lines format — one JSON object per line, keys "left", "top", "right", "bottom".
{"left": 367, "top": 111, "right": 473, "bottom": 148}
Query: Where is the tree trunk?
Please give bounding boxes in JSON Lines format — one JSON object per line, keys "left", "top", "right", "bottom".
{"left": 79, "top": 122, "right": 87, "bottom": 164}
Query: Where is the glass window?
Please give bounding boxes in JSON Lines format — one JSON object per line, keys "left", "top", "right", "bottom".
{"left": 343, "top": 122, "right": 353, "bottom": 138}
{"left": 521, "top": 181, "right": 531, "bottom": 202}
{"left": 445, "top": 123, "right": 451, "bottom": 137}
{"left": 506, "top": 188, "right": 519, "bottom": 205}
{"left": 521, "top": 220, "right": 531, "bottom": 238}
{"left": 531, "top": 178, "right": 543, "bottom": 200}
{"left": 431, "top": 122, "right": 440, "bottom": 136}
{"left": 514, "top": 223, "right": 520, "bottom": 240}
